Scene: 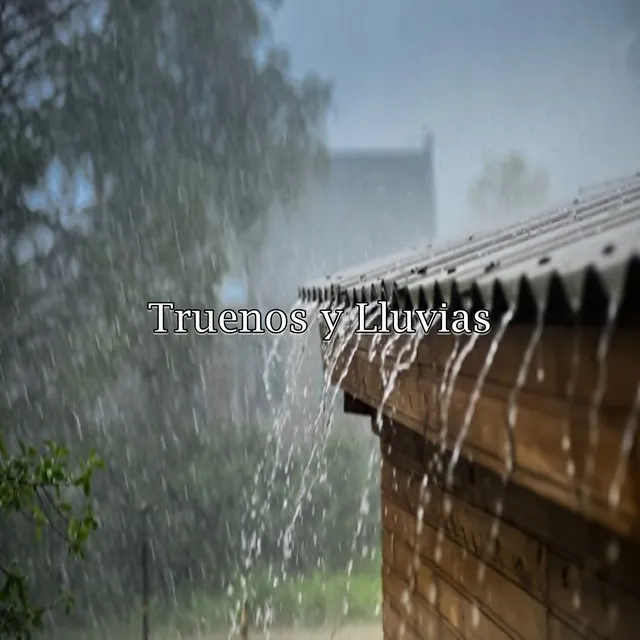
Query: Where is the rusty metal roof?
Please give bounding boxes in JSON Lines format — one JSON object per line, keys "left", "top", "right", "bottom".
{"left": 299, "top": 172, "right": 640, "bottom": 324}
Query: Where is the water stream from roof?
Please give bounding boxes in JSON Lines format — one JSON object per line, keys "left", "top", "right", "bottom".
{"left": 584, "top": 298, "right": 620, "bottom": 508}
{"left": 438, "top": 335, "right": 461, "bottom": 435}
{"left": 280, "top": 307, "right": 361, "bottom": 543}
{"left": 375, "top": 322, "right": 425, "bottom": 435}
{"left": 470, "top": 304, "right": 545, "bottom": 604}
{"left": 241, "top": 302, "right": 317, "bottom": 587}
{"left": 609, "top": 382, "right": 640, "bottom": 510}
{"left": 235, "top": 301, "right": 374, "bottom": 635}
{"left": 368, "top": 329, "right": 383, "bottom": 363}
{"left": 504, "top": 306, "right": 544, "bottom": 481}
{"left": 378, "top": 330, "right": 405, "bottom": 389}
{"left": 446, "top": 306, "right": 515, "bottom": 489}
{"left": 562, "top": 322, "right": 582, "bottom": 493}
{"left": 375, "top": 317, "right": 430, "bottom": 637}
{"left": 428, "top": 306, "right": 516, "bottom": 623}
{"left": 419, "top": 333, "right": 461, "bottom": 488}
{"left": 440, "top": 332, "right": 481, "bottom": 450}
{"left": 239, "top": 282, "right": 634, "bottom": 638}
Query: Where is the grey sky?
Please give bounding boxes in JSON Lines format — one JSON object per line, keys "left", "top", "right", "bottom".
{"left": 274, "top": 0, "right": 640, "bottom": 239}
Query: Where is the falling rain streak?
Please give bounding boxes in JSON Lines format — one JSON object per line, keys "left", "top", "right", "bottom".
{"left": 276, "top": 269, "right": 635, "bottom": 639}
{"left": 584, "top": 297, "right": 620, "bottom": 506}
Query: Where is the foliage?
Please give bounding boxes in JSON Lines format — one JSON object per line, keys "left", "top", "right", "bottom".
{"left": 44, "top": 424, "right": 380, "bottom": 627}
{"left": 0, "top": 437, "right": 103, "bottom": 638}
{"left": 468, "top": 151, "right": 550, "bottom": 218}
{"left": 44, "top": 0, "right": 332, "bottom": 430}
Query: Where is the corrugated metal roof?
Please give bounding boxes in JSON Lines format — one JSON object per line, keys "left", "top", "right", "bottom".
{"left": 299, "top": 172, "right": 640, "bottom": 323}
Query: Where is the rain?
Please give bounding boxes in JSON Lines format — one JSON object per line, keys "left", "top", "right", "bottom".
{"left": 2, "top": 2, "right": 640, "bottom": 640}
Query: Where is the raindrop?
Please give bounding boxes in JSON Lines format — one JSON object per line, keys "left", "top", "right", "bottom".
{"left": 606, "top": 539, "right": 620, "bottom": 565}
{"left": 471, "top": 602, "right": 481, "bottom": 628}
{"left": 609, "top": 382, "right": 640, "bottom": 509}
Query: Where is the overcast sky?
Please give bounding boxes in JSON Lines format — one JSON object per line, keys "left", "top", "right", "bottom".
{"left": 273, "top": 0, "right": 640, "bottom": 239}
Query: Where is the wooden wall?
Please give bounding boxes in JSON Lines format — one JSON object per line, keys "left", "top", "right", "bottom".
{"left": 323, "top": 315, "right": 640, "bottom": 638}
{"left": 331, "top": 324, "right": 640, "bottom": 542}
{"left": 379, "top": 418, "right": 640, "bottom": 640}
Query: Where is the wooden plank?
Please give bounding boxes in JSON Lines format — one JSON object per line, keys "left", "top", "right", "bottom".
{"left": 382, "top": 524, "right": 395, "bottom": 568}
{"left": 381, "top": 442, "right": 640, "bottom": 639}
{"left": 339, "top": 347, "right": 640, "bottom": 541}
{"left": 384, "top": 557, "right": 442, "bottom": 640}
{"left": 392, "top": 538, "right": 514, "bottom": 640}
{"left": 379, "top": 424, "right": 427, "bottom": 478}
{"left": 383, "top": 467, "right": 546, "bottom": 600}
{"left": 437, "top": 576, "right": 512, "bottom": 640}
{"left": 383, "top": 563, "right": 439, "bottom": 639}
{"left": 382, "top": 429, "right": 640, "bottom": 604}
{"left": 342, "top": 324, "right": 640, "bottom": 411}
{"left": 361, "top": 350, "right": 633, "bottom": 517}
{"left": 388, "top": 514, "right": 506, "bottom": 639}
{"left": 547, "top": 551, "right": 640, "bottom": 638}
{"left": 548, "top": 615, "right": 588, "bottom": 640}
{"left": 382, "top": 599, "right": 422, "bottom": 640}
{"left": 382, "top": 461, "right": 548, "bottom": 598}
{"left": 384, "top": 493, "right": 546, "bottom": 640}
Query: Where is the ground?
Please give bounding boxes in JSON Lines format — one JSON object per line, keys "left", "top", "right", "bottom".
{"left": 206, "top": 622, "right": 382, "bottom": 639}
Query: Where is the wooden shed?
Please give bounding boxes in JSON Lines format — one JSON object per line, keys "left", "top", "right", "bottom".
{"left": 299, "top": 173, "right": 640, "bottom": 639}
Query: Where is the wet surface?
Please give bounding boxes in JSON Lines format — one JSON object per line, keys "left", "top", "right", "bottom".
{"left": 205, "top": 623, "right": 382, "bottom": 640}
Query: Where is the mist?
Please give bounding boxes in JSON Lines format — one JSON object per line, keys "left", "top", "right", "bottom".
{"left": 1, "top": 1, "right": 639, "bottom": 639}
{"left": 273, "top": 0, "right": 640, "bottom": 244}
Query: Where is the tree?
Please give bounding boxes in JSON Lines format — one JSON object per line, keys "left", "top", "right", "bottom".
{"left": 23, "top": 0, "right": 334, "bottom": 623}
{"left": 0, "top": 442, "right": 102, "bottom": 636}
{"left": 1, "top": 1, "right": 103, "bottom": 636}
{"left": 468, "top": 151, "right": 550, "bottom": 218}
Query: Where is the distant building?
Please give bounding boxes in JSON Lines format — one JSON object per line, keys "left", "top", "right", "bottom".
{"left": 255, "top": 132, "right": 438, "bottom": 306}
{"left": 231, "top": 134, "right": 438, "bottom": 424}
{"left": 322, "top": 132, "right": 437, "bottom": 248}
